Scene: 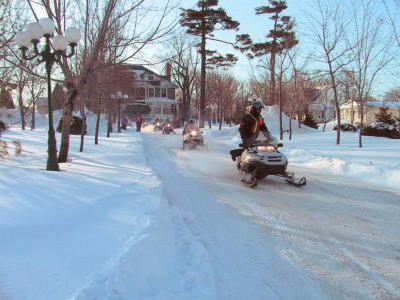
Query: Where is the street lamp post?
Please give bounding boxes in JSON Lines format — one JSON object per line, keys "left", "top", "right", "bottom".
{"left": 111, "top": 92, "right": 128, "bottom": 133}
{"left": 14, "top": 19, "right": 81, "bottom": 171}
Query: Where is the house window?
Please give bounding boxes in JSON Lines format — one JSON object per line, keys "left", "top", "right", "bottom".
{"left": 155, "top": 87, "right": 160, "bottom": 98}
{"left": 148, "top": 75, "right": 154, "bottom": 81}
{"left": 148, "top": 88, "right": 154, "bottom": 98}
{"left": 154, "top": 105, "right": 161, "bottom": 114}
{"left": 161, "top": 88, "right": 167, "bottom": 98}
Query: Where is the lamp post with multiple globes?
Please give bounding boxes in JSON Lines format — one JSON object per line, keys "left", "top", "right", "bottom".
{"left": 111, "top": 92, "right": 128, "bottom": 133}
{"left": 14, "top": 18, "right": 81, "bottom": 171}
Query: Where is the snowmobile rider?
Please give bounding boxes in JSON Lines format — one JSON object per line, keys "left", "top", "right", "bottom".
{"left": 153, "top": 118, "right": 160, "bottom": 126}
{"left": 182, "top": 120, "right": 199, "bottom": 135}
{"left": 163, "top": 118, "right": 172, "bottom": 128}
{"left": 239, "top": 99, "right": 276, "bottom": 148}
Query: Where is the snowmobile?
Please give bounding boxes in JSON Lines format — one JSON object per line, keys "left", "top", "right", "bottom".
{"left": 153, "top": 122, "right": 162, "bottom": 132}
{"left": 162, "top": 123, "right": 174, "bottom": 134}
{"left": 230, "top": 140, "right": 306, "bottom": 188}
{"left": 182, "top": 129, "right": 205, "bottom": 150}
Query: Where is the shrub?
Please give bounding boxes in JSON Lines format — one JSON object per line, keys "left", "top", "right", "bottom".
{"left": 57, "top": 116, "right": 87, "bottom": 135}
{"left": 362, "top": 123, "right": 400, "bottom": 139}
{"left": 333, "top": 123, "right": 358, "bottom": 132}
{"left": 302, "top": 109, "right": 318, "bottom": 129}
{"left": 362, "top": 107, "right": 400, "bottom": 139}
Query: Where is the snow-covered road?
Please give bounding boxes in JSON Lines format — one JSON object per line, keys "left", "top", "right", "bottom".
{"left": 143, "top": 131, "right": 400, "bottom": 299}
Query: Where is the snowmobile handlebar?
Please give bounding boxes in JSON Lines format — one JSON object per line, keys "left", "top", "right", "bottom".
{"left": 240, "top": 140, "right": 283, "bottom": 149}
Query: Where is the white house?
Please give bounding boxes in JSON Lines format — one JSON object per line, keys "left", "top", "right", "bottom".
{"left": 340, "top": 101, "right": 400, "bottom": 125}
{"left": 308, "top": 85, "right": 349, "bottom": 123}
{"left": 123, "top": 64, "right": 178, "bottom": 122}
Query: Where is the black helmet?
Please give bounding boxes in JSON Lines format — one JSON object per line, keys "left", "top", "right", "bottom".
{"left": 189, "top": 120, "right": 194, "bottom": 124}
{"left": 252, "top": 99, "right": 264, "bottom": 110}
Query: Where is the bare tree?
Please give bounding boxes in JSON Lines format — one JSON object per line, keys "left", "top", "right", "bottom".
{"left": 164, "top": 34, "right": 199, "bottom": 122}
{"left": 348, "top": 0, "right": 393, "bottom": 148}
{"left": 27, "top": 0, "right": 178, "bottom": 163}
{"left": 307, "top": 0, "right": 353, "bottom": 145}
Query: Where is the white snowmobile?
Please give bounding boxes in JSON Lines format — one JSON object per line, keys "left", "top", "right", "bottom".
{"left": 182, "top": 129, "right": 205, "bottom": 150}
{"left": 230, "top": 140, "right": 306, "bottom": 188}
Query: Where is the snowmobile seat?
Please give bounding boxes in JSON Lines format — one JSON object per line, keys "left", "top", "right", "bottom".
{"left": 230, "top": 148, "right": 245, "bottom": 161}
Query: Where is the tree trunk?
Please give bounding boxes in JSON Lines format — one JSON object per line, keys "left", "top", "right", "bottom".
{"left": 79, "top": 111, "right": 86, "bottom": 152}
{"left": 219, "top": 103, "right": 223, "bottom": 130}
{"left": 18, "top": 86, "right": 26, "bottom": 130}
{"left": 199, "top": 29, "right": 206, "bottom": 128}
{"left": 289, "top": 110, "right": 292, "bottom": 140}
{"left": 186, "top": 85, "right": 191, "bottom": 122}
{"left": 270, "top": 52, "right": 276, "bottom": 106}
{"left": 95, "top": 101, "right": 101, "bottom": 145}
{"left": 297, "top": 110, "right": 302, "bottom": 128}
{"left": 58, "top": 89, "right": 78, "bottom": 163}
{"left": 31, "top": 98, "right": 36, "bottom": 130}
{"left": 328, "top": 65, "right": 341, "bottom": 145}
{"left": 278, "top": 73, "right": 283, "bottom": 140}
{"left": 107, "top": 111, "right": 112, "bottom": 138}
{"left": 359, "top": 99, "right": 363, "bottom": 148}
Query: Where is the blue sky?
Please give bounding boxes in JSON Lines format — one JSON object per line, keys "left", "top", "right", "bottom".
{"left": 163, "top": 0, "right": 399, "bottom": 98}
{"left": 30, "top": 0, "right": 399, "bottom": 97}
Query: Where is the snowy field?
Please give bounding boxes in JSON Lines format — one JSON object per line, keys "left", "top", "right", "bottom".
{"left": 1, "top": 108, "right": 400, "bottom": 299}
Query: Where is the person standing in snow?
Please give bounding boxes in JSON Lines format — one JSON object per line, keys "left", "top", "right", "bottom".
{"left": 121, "top": 116, "right": 128, "bottom": 130}
{"left": 136, "top": 114, "right": 143, "bottom": 132}
{"left": 239, "top": 99, "right": 275, "bottom": 148}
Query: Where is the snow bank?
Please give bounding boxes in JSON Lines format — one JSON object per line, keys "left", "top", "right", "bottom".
{"left": 0, "top": 129, "right": 175, "bottom": 299}
{"left": 283, "top": 132, "right": 400, "bottom": 194}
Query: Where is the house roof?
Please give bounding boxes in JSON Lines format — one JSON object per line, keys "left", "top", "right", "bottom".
{"left": 124, "top": 64, "right": 178, "bottom": 89}
{"left": 125, "top": 64, "right": 173, "bottom": 83}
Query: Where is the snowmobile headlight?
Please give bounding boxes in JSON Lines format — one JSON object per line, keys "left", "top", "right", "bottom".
{"left": 257, "top": 146, "right": 276, "bottom": 153}
{"left": 156, "top": 123, "right": 160, "bottom": 126}
{"left": 191, "top": 130, "right": 198, "bottom": 136}
{"left": 167, "top": 124, "right": 171, "bottom": 127}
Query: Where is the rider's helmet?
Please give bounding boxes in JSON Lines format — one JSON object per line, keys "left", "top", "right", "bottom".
{"left": 251, "top": 99, "right": 264, "bottom": 115}
{"left": 188, "top": 120, "right": 194, "bottom": 124}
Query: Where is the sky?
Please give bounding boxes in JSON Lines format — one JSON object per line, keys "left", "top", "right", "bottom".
{"left": 29, "top": 0, "right": 400, "bottom": 98}
{"left": 149, "top": 0, "right": 400, "bottom": 99}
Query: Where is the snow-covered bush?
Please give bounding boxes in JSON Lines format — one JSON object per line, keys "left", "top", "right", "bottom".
{"left": 57, "top": 116, "right": 87, "bottom": 135}
{"left": 333, "top": 123, "right": 358, "bottom": 132}
{"left": 0, "top": 140, "right": 8, "bottom": 159}
{"left": 363, "top": 122, "right": 400, "bottom": 139}
{"left": 0, "top": 120, "right": 7, "bottom": 134}
{"left": 362, "top": 107, "right": 400, "bottom": 139}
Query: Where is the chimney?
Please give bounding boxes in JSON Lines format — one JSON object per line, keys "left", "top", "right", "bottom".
{"left": 165, "top": 62, "right": 171, "bottom": 81}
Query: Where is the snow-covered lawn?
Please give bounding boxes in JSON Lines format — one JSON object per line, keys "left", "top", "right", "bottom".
{"left": 0, "top": 129, "right": 171, "bottom": 299}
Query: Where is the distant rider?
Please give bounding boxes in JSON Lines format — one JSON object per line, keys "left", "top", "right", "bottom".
{"left": 239, "top": 99, "right": 275, "bottom": 148}
{"left": 136, "top": 114, "right": 143, "bottom": 132}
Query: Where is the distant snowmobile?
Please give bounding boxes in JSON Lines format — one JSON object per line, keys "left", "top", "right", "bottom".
{"left": 182, "top": 129, "right": 204, "bottom": 150}
{"left": 162, "top": 123, "right": 174, "bottom": 134}
{"left": 153, "top": 122, "right": 162, "bottom": 132}
{"left": 230, "top": 140, "right": 306, "bottom": 188}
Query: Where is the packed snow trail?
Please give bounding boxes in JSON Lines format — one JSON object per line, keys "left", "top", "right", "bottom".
{"left": 142, "top": 133, "right": 327, "bottom": 299}
{"left": 143, "top": 131, "right": 400, "bottom": 299}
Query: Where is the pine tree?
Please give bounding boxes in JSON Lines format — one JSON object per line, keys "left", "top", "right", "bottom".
{"left": 303, "top": 108, "right": 318, "bottom": 129}
{"left": 375, "top": 107, "right": 396, "bottom": 126}
{"left": 237, "top": 1, "right": 297, "bottom": 139}
{"left": 180, "top": 0, "right": 239, "bottom": 128}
